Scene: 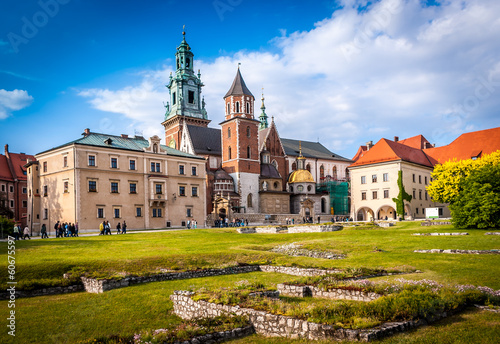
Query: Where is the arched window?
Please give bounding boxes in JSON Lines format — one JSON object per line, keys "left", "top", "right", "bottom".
{"left": 236, "top": 102, "right": 240, "bottom": 113}
{"left": 153, "top": 143, "right": 158, "bottom": 153}
{"left": 273, "top": 181, "right": 279, "bottom": 189}
{"left": 333, "top": 166, "right": 337, "bottom": 179}
{"left": 271, "top": 159, "right": 278, "bottom": 169}
{"left": 307, "top": 185, "right": 312, "bottom": 192}
{"left": 319, "top": 165, "right": 324, "bottom": 179}
{"left": 247, "top": 146, "right": 251, "bottom": 159}
{"left": 246, "top": 126, "right": 250, "bottom": 137}
{"left": 228, "top": 146, "right": 232, "bottom": 160}
{"left": 172, "top": 92, "right": 176, "bottom": 105}
{"left": 306, "top": 164, "right": 311, "bottom": 172}
{"left": 186, "top": 57, "right": 190, "bottom": 68}
{"left": 292, "top": 162, "right": 297, "bottom": 171}
{"left": 321, "top": 198, "right": 327, "bottom": 213}
{"left": 247, "top": 193, "right": 253, "bottom": 208}
{"left": 227, "top": 103, "right": 230, "bottom": 114}
{"left": 228, "top": 127, "right": 231, "bottom": 138}
{"left": 290, "top": 185, "right": 294, "bottom": 192}
{"left": 246, "top": 102, "right": 250, "bottom": 113}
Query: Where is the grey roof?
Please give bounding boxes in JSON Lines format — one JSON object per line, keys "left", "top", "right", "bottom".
{"left": 187, "top": 125, "right": 222, "bottom": 156}
{"left": 281, "top": 138, "right": 352, "bottom": 162}
{"left": 260, "top": 163, "right": 281, "bottom": 179}
{"left": 38, "top": 132, "right": 203, "bottom": 160}
{"left": 224, "top": 68, "right": 254, "bottom": 98}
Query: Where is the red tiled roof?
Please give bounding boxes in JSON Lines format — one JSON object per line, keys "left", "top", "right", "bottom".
{"left": 351, "top": 145, "right": 367, "bottom": 162}
{"left": 8, "top": 152, "right": 34, "bottom": 181}
{"left": 0, "top": 154, "right": 14, "bottom": 181}
{"left": 398, "top": 135, "right": 431, "bottom": 150}
{"left": 349, "top": 138, "right": 436, "bottom": 168}
{"left": 425, "top": 127, "right": 500, "bottom": 164}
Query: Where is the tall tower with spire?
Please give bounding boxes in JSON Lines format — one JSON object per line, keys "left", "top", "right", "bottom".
{"left": 259, "top": 89, "right": 268, "bottom": 130}
{"left": 162, "top": 28, "right": 210, "bottom": 149}
{"left": 221, "top": 66, "right": 261, "bottom": 213}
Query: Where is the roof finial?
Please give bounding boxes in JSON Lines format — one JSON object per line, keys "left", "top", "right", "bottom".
{"left": 299, "top": 141, "right": 302, "bottom": 156}
{"left": 182, "top": 25, "right": 186, "bottom": 40}
{"left": 238, "top": 62, "right": 241, "bottom": 69}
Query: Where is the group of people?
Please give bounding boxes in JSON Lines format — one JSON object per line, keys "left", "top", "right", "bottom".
{"left": 186, "top": 220, "right": 197, "bottom": 229}
{"left": 99, "top": 220, "right": 127, "bottom": 235}
{"left": 53, "top": 221, "right": 79, "bottom": 238}
{"left": 214, "top": 217, "right": 248, "bottom": 228}
{"left": 12, "top": 224, "right": 31, "bottom": 240}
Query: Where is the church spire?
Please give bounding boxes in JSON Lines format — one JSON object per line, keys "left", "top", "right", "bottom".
{"left": 259, "top": 88, "right": 268, "bottom": 130}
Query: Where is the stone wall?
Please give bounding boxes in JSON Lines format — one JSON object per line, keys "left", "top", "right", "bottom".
{"left": 258, "top": 265, "right": 343, "bottom": 276}
{"left": 171, "top": 325, "right": 255, "bottom": 344}
{"left": 412, "top": 233, "right": 469, "bottom": 236}
{"left": 277, "top": 284, "right": 381, "bottom": 301}
{"left": 0, "top": 284, "right": 83, "bottom": 300}
{"left": 414, "top": 249, "right": 500, "bottom": 255}
{"left": 485, "top": 232, "right": 500, "bottom": 235}
{"left": 420, "top": 221, "right": 452, "bottom": 226}
{"left": 170, "top": 291, "right": 450, "bottom": 342}
{"left": 237, "top": 224, "right": 342, "bottom": 234}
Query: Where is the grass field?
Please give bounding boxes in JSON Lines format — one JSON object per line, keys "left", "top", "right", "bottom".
{"left": 0, "top": 222, "right": 499, "bottom": 343}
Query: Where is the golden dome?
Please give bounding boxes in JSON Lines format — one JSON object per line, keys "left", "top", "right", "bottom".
{"left": 288, "top": 169, "right": 315, "bottom": 183}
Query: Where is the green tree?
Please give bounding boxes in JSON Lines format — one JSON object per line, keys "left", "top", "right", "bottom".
{"left": 392, "top": 170, "right": 412, "bottom": 218}
{"left": 451, "top": 163, "right": 500, "bottom": 228}
{"left": 0, "top": 215, "right": 15, "bottom": 238}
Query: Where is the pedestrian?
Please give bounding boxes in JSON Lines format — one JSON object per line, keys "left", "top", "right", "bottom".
{"left": 116, "top": 222, "right": 121, "bottom": 234}
{"left": 23, "top": 226, "right": 31, "bottom": 240}
{"left": 99, "top": 221, "right": 105, "bottom": 235}
{"left": 122, "top": 221, "right": 127, "bottom": 234}
{"left": 75, "top": 222, "right": 79, "bottom": 237}
{"left": 13, "top": 224, "right": 20, "bottom": 240}
{"left": 41, "top": 223, "right": 48, "bottom": 238}
{"left": 187, "top": 220, "right": 191, "bottom": 229}
{"left": 106, "top": 221, "right": 111, "bottom": 235}
{"left": 54, "top": 221, "right": 60, "bottom": 238}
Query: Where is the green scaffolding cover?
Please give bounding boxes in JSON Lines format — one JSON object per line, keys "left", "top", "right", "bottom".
{"left": 317, "top": 181, "right": 349, "bottom": 215}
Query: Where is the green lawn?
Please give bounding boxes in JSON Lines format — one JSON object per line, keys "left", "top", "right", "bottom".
{"left": 0, "top": 222, "right": 499, "bottom": 343}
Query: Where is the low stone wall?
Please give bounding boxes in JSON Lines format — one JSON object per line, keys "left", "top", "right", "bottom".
{"left": 377, "top": 222, "right": 395, "bottom": 228}
{"left": 277, "top": 284, "right": 381, "bottom": 301}
{"left": 259, "top": 265, "right": 343, "bottom": 276}
{"left": 170, "top": 291, "right": 450, "bottom": 342}
{"left": 82, "top": 266, "right": 261, "bottom": 293}
{"left": 412, "top": 233, "right": 469, "bottom": 236}
{"left": 171, "top": 325, "right": 255, "bottom": 344}
{"left": 0, "top": 284, "right": 83, "bottom": 300}
{"left": 485, "top": 232, "right": 500, "bottom": 235}
{"left": 420, "top": 221, "right": 452, "bottom": 226}
{"left": 253, "top": 226, "right": 289, "bottom": 233}
{"left": 288, "top": 225, "right": 342, "bottom": 233}
{"left": 271, "top": 243, "right": 346, "bottom": 260}
{"left": 414, "top": 249, "right": 500, "bottom": 255}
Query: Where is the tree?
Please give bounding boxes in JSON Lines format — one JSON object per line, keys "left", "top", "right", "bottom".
{"left": 450, "top": 163, "right": 500, "bottom": 228}
{"left": 392, "top": 170, "right": 412, "bottom": 218}
{"left": 428, "top": 151, "right": 500, "bottom": 204}
{"left": 0, "top": 215, "right": 15, "bottom": 239}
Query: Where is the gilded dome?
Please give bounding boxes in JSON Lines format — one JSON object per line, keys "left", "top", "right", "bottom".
{"left": 288, "top": 169, "right": 315, "bottom": 183}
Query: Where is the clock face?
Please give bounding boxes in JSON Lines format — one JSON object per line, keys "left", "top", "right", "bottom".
{"left": 169, "top": 139, "right": 176, "bottom": 149}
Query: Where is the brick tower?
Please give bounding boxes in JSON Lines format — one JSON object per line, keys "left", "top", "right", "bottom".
{"left": 221, "top": 67, "right": 261, "bottom": 213}
{"left": 161, "top": 29, "right": 210, "bottom": 149}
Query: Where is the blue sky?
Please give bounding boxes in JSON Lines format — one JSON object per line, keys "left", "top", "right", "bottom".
{"left": 1, "top": 0, "right": 499, "bottom": 159}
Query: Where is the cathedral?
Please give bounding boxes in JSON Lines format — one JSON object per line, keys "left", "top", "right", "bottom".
{"left": 161, "top": 32, "right": 352, "bottom": 222}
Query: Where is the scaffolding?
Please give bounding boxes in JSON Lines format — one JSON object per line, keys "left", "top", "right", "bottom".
{"left": 317, "top": 181, "right": 349, "bottom": 215}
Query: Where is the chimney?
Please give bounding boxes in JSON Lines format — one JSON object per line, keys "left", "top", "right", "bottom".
{"left": 394, "top": 136, "right": 399, "bottom": 142}
{"left": 366, "top": 141, "right": 373, "bottom": 150}
{"left": 121, "top": 134, "right": 129, "bottom": 138}
{"left": 83, "top": 128, "right": 91, "bottom": 136}
{"left": 4, "top": 144, "right": 8, "bottom": 155}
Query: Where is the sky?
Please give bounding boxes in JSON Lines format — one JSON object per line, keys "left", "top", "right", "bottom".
{"left": 1, "top": 0, "right": 499, "bottom": 159}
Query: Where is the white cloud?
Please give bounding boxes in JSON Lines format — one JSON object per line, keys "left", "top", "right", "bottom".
{"left": 0, "top": 89, "right": 34, "bottom": 119}
{"left": 77, "top": 0, "right": 500, "bottom": 157}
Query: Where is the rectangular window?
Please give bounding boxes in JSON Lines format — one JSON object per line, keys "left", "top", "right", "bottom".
{"left": 9, "top": 185, "right": 13, "bottom": 193}
{"left": 413, "top": 190, "right": 416, "bottom": 198}
{"left": 111, "top": 182, "right": 119, "bottom": 193}
{"left": 129, "top": 183, "right": 137, "bottom": 194}
{"left": 361, "top": 192, "right": 366, "bottom": 200}
{"left": 439, "top": 208, "right": 443, "bottom": 216}
{"left": 43, "top": 208, "right": 48, "bottom": 219}
{"left": 97, "top": 208, "right": 104, "bottom": 218}
{"left": 192, "top": 186, "right": 198, "bottom": 197}
{"left": 383, "top": 173, "right": 389, "bottom": 182}
{"left": 43, "top": 161, "right": 47, "bottom": 172}
{"left": 425, "top": 191, "right": 428, "bottom": 200}
{"left": 63, "top": 156, "right": 67, "bottom": 167}
{"left": 64, "top": 181, "right": 69, "bottom": 193}
{"left": 156, "top": 184, "right": 162, "bottom": 194}
{"left": 384, "top": 190, "right": 389, "bottom": 198}
{"left": 372, "top": 175, "right": 377, "bottom": 183}
{"left": 114, "top": 208, "right": 120, "bottom": 219}
{"left": 179, "top": 165, "right": 185, "bottom": 175}
{"left": 129, "top": 159, "right": 136, "bottom": 170}
{"left": 111, "top": 157, "right": 118, "bottom": 168}
{"left": 419, "top": 175, "right": 422, "bottom": 184}
{"left": 187, "top": 208, "right": 192, "bottom": 217}
{"left": 152, "top": 208, "right": 163, "bottom": 218}
{"left": 412, "top": 174, "right": 416, "bottom": 183}
{"left": 43, "top": 185, "right": 48, "bottom": 196}
{"left": 22, "top": 187, "right": 27, "bottom": 194}
{"left": 152, "top": 208, "right": 157, "bottom": 217}
{"left": 361, "top": 176, "right": 366, "bottom": 184}
{"left": 416, "top": 208, "right": 419, "bottom": 214}
{"left": 156, "top": 163, "right": 161, "bottom": 173}
{"left": 372, "top": 191, "right": 378, "bottom": 199}
{"left": 136, "top": 207, "right": 142, "bottom": 217}
{"left": 22, "top": 200, "right": 27, "bottom": 208}
{"left": 150, "top": 162, "right": 155, "bottom": 172}
{"left": 158, "top": 208, "right": 162, "bottom": 217}
{"left": 192, "top": 166, "right": 197, "bottom": 176}
{"left": 88, "top": 155, "right": 96, "bottom": 166}
{"left": 10, "top": 200, "right": 14, "bottom": 208}
{"left": 1, "top": 185, "right": 4, "bottom": 192}
{"left": 188, "top": 90, "right": 195, "bottom": 104}
{"left": 179, "top": 185, "right": 186, "bottom": 196}
{"left": 419, "top": 190, "right": 422, "bottom": 200}
{"left": 89, "top": 181, "right": 97, "bottom": 192}
{"left": 425, "top": 176, "right": 428, "bottom": 185}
